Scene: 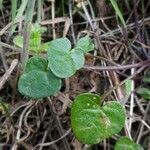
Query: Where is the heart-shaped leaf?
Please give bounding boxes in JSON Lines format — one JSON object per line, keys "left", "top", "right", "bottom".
{"left": 71, "top": 93, "right": 125, "bottom": 144}
{"left": 18, "top": 70, "right": 61, "bottom": 98}
{"left": 25, "top": 56, "right": 48, "bottom": 73}
{"left": 76, "top": 36, "right": 94, "bottom": 53}
{"left": 115, "top": 137, "right": 143, "bottom": 150}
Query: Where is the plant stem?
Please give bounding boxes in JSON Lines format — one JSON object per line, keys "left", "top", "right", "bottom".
{"left": 21, "top": 0, "right": 36, "bottom": 70}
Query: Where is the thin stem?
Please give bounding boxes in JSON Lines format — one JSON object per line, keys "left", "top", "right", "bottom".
{"left": 83, "top": 59, "right": 150, "bottom": 71}
{"left": 21, "top": 0, "right": 36, "bottom": 70}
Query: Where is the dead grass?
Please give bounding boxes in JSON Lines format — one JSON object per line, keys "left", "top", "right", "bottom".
{"left": 0, "top": 0, "right": 150, "bottom": 149}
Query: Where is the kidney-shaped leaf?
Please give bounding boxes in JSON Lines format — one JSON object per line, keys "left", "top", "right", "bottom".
{"left": 18, "top": 70, "right": 61, "bottom": 98}
{"left": 76, "top": 36, "right": 94, "bottom": 53}
{"left": 115, "top": 137, "right": 143, "bottom": 150}
{"left": 25, "top": 56, "right": 48, "bottom": 73}
{"left": 71, "top": 93, "right": 125, "bottom": 144}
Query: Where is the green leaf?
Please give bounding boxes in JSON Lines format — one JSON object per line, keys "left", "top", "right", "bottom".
{"left": 115, "top": 137, "right": 143, "bottom": 150}
{"left": 48, "top": 38, "right": 76, "bottom": 78}
{"left": 18, "top": 70, "right": 61, "bottom": 98}
{"left": 143, "top": 71, "right": 150, "bottom": 83}
{"left": 25, "top": 56, "right": 48, "bottom": 73}
{"left": 137, "top": 88, "right": 150, "bottom": 100}
{"left": 0, "top": 100, "right": 10, "bottom": 115}
{"left": 48, "top": 37, "right": 71, "bottom": 53}
{"left": 76, "top": 36, "right": 94, "bottom": 53}
{"left": 13, "top": 35, "right": 23, "bottom": 48}
{"left": 47, "top": 37, "right": 95, "bottom": 78}
{"left": 109, "top": 0, "right": 126, "bottom": 27}
{"left": 39, "top": 42, "right": 50, "bottom": 52}
{"left": 71, "top": 93, "right": 125, "bottom": 144}
{"left": 70, "top": 48, "right": 85, "bottom": 70}
{"left": 13, "top": 24, "right": 48, "bottom": 52}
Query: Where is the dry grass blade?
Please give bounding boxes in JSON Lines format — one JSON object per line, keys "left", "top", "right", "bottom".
{"left": 0, "top": 59, "right": 18, "bottom": 90}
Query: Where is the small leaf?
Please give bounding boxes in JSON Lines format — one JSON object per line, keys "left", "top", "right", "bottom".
{"left": 48, "top": 38, "right": 76, "bottom": 78}
{"left": 71, "top": 93, "right": 125, "bottom": 144}
{"left": 18, "top": 70, "right": 61, "bottom": 98}
{"left": 48, "top": 37, "right": 71, "bottom": 53}
{"left": 76, "top": 36, "right": 94, "bottom": 53}
{"left": 13, "top": 24, "right": 48, "bottom": 52}
{"left": 115, "top": 137, "right": 143, "bottom": 150}
{"left": 137, "top": 88, "right": 150, "bottom": 100}
{"left": 48, "top": 50, "right": 76, "bottom": 78}
{"left": 0, "top": 100, "right": 10, "bottom": 115}
{"left": 143, "top": 71, "right": 150, "bottom": 83}
{"left": 13, "top": 35, "right": 23, "bottom": 48}
{"left": 70, "top": 48, "right": 85, "bottom": 70}
{"left": 25, "top": 56, "right": 48, "bottom": 73}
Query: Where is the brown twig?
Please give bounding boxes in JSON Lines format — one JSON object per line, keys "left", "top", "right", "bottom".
{"left": 0, "top": 59, "right": 18, "bottom": 90}
{"left": 83, "top": 59, "right": 150, "bottom": 71}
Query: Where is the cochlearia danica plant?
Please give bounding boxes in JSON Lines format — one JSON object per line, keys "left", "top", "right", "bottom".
{"left": 15, "top": 30, "right": 141, "bottom": 148}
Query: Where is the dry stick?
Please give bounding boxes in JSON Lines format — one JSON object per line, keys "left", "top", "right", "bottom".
{"left": 0, "top": 46, "right": 8, "bottom": 71}
{"left": 0, "top": 17, "right": 24, "bottom": 36}
{"left": 51, "top": 0, "right": 56, "bottom": 39}
{"left": 34, "top": 98, "right": 71, "bottom": 149}
{"left": 102, "top": 65, "right": 148, "bottom": 139}
{"left": 34, "top": 128, "right": 71, "bottom": 149}
{"left": 101, "top": 65, "right": 149, "bottom": 101}
{"left": 68, "top": 0, "right": 76, "bottom": 44}
{"left": 48, "top": 97, "right": 71, "bottom": 150}
{"left": 83, "top": 59, "right": 150, "bottom": 71}
{"left": 0, "top": 41, "right": 22, "bottom": 52}
{"left": 81, "top": 1, "right": 95, "bottom": 31}
{"left": 11, "top": 101, "right": 34, "bottom": 150}
{"left": 0, "top": 59, "right": 18, "bottom": 90}
{"left": 136, "top": 102, "right": 150, "bottom": 143}
{"left": 41, "top": 17, "right": 71, "bottom": 37}
{"left": 21, "top": 0, "right": 36, "bottom": 69}
{"left": 129, "top": 60, "right": 135, "bottom": 134}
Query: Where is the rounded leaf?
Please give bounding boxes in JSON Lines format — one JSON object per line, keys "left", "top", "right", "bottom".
{"left": 76, "top": 36, "right": 94, "bottom": 53}
{"left": 48, "top": 37, "right": 71, "bottom": 53}
{"left": 102, "top": 101, "right": 126, "bottom": 137}
{"left": 25, "top": 56, "right": 48, "bottom": 73}
{"left": 71, "top": 93, "right": 125, "bottom": 144}
{"left": 48, "top": 38, "right": 76, "bottom": 78}
{"left": 13, "top": 35, "right": 23, "bottom": 48}
{"left": 18, "top": 70, "right": 61, "bottom": 98}
{"left": 115, "top": 137, "right": 143, "bottom": 150}
{"left": 70, "top": 48, "right": 85, "bottom": 70}
{"left": 48, "top": 50, "right": 76, "bottom": 78}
